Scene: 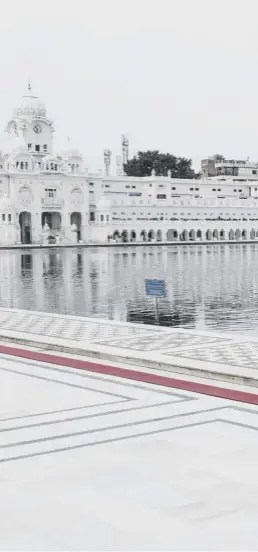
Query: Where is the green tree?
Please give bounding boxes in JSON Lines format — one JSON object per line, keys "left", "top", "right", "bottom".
{"left": 123, "top": 150, "right": 200, "bottom": 179}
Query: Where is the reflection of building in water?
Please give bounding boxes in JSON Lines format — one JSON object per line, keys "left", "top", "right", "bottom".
{"left": 0, "top": 252, "right": 21, "bottom": 307}
{"left": 1, "top": 246, "right": 258, "bottom": 332}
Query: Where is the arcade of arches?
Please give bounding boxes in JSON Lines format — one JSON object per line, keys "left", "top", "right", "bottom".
{"left": 19, "top": 211, "right": 83, "bottom": 244}
{"left": 111, "top": 228, "right": 258, "bottom": 243}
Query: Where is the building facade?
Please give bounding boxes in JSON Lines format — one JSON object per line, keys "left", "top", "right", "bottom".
{"left": 89, "top": 175, "right": 258, "bottom": 243}
{"left": 1, "top": 86, "right": 258, "bottom": 245}
{"left": 201, "top": 154, "right": 258, "bottom": 180}
{"left": 0, "top": 84, "right": 89, "bottom": 245}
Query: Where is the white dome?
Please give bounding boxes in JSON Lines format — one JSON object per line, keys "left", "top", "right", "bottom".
{"left": 13, "top": 85, "right": 47, "bottom": 118}
{"left": 8, "top": 133, "right": 29, "bottom": 157}
{"left": 59, "top": 138, "right": 82, "bottom": 160}
{"left": 97, "top": 196, "right": 112, "bottom": 210}
{"left": 10, "top": 144, "right": 29, "bottom": 157}
{"left": 60, "top": 148, "right": 82, "bottom": 160}
{"left": 44, "top": 154, "right": 59, "bottom": 162}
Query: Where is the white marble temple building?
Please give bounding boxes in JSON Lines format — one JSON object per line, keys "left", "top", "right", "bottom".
{"left": 1, "top": 84, "right": 258, "bottom": 245}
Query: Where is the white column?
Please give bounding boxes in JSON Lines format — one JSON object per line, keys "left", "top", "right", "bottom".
{"left": 61, "top": 209, "right": 70, "bottom": 242}
{"left": 32, "top": 213, "right": 42, "bottom": 243}
{"left": 81, "top": 212, "right": 88, "bottom": 242}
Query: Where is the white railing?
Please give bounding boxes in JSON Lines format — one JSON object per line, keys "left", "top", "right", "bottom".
{"left": 41, "top": 198, "right": 64, "bottom": 210}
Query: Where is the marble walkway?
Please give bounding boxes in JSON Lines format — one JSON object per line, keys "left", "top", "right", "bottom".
{"left": 0, "top": 344, "right": 258, "bottom": 551}
{"left": 1, "top": 305, "right": 258, "bottom": 549}
{"left": 0, "top": 346, "right": 258, "bottom": 550}
{"left": 0, "top": 307, "right": 257, "bottom": 386}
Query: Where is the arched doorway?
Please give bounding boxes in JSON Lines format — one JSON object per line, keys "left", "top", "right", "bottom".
{"left": 197, "top": 229, "right": 202, "bottom": 240}
{"left": 42, "top": 212, "right": 61, "bottom": 231}
{"left": 156, "top": 229, "right": 162, "bottom": 241}
{"left": 148, "top": 230, "right": 155, "bottom": 241}
{"left": 166, "top": 229, "right": 178, "bottom": 241}
{"left": 242, "top": 229, "right": 247, "bottom": 240}
{"left": 19, "top": 211, "right": 32, "bottom": 244}
{"left": 71, "top": 212, "right": 82, "bottom": 242}
{"left": 250, "top": 229, "right": 256, "bottom": 239}
{"left": 121, "top": 230, "right": 128, "bottom": 242}
{"left": 220, "top": 229, "right": 225, "bottom": 240}
{"left": 140, "top": 230, "right": 146, "bottom": 242}
{"left": 189, "top": 229, "right": 196, "bottom": 241}
{"left": 41, "top": 212, "right": 61, "bottom": 243}
{"left": 213, "top": 229, "right": 219, "bottom": 239}
{"left": 180, "top": 230, "right": 188, "bottom": 241}
{"left": 235, "top": 229, "right": 241, "bottom": 240}
{"left": 130, "top": 230, "right": 136, "bottom": 242}
{"left": 113, "top": 230, "right": 120, "bottom": 241}
{"left": 229, "top": 229, "right": 234, "bottom": 240}
{"left": 206, "top": 230, "right": 212, "bottom": 240}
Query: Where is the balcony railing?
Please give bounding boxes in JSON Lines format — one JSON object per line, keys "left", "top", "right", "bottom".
{"left": 41, "top": 198, "right": 64, "bottom": 210}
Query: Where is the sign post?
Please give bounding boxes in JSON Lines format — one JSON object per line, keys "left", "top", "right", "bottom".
{"left": 145, "top": 279, "right": 165, "bottom": 324}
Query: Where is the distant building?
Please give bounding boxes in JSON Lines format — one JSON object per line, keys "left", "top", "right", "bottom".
{"left": 201, "top": 154, "right": 225, "bottom": 177}
{"left": 201, "top": 155, "right": 258, "bottom": 180}
{"left": 214, "top": 158, "right": 258, "bottom": 180}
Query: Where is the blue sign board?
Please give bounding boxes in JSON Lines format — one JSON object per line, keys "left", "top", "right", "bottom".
{"left": 145, "top": 279, "right": 165, "bottom": 297}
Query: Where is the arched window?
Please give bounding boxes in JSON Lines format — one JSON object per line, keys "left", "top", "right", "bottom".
{"left": 100, "top": 214, "right": 104, "bottom": 222}
{"left": 25, "top": 162, "right": 28, "bottom": 170}
{"left": 55, "top": 164, "right": 58, "bottom": 171}
{"left": 50, "top": 163, "right": 54, "bottom": 171}
{"left": 113, "top": 230, "right": 120, "bottom": 241}
{"left": 20, "top": 162, "right": 24, "bottom": 170}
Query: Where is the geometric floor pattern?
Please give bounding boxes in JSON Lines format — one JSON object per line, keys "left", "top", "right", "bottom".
{"left": 1, "top": 307, "right": 258, "bottom": 371}
{"left": 1, "top": 353, "right": 258, "bottom": 549}
{"left": 0, "top": 353, "right": 258, "bottom": 465}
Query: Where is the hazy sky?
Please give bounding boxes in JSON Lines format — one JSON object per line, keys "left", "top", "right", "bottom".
{"left": 1, "top": 0, "right": 258, "bottom": 171}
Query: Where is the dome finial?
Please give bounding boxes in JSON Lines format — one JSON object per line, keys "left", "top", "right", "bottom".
{"left": 28, "top": 78, "right": 31, "bottom": 92}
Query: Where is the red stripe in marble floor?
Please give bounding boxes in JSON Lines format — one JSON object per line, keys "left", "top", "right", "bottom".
{"left": 0, "top": 342, "right": 257, "bottom": 405}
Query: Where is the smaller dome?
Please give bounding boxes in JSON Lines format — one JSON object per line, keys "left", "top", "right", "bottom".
{"left": 44, "top": 154, "right": 59, "bottom": 162}
{"left": 59, "top": 137, "right": 82, "bottom": 160}
{"left": 7, "top": 133, "right": 29, "bottom": 158}
{"left": 13, "top": 84, "right": 47, "bottom": 119}
{"left": 10, "top": 144, "right": 29, "bottom": 157}
{"left": 97, "top": 196, "right": 112, "bottom": 210}
{"left": 60, "top": 148, "right": 82, "bottom": 160}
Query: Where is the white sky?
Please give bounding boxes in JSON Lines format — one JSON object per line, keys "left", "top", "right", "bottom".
{"left": 0, "top": 0, "right": 258, "bottom": 171}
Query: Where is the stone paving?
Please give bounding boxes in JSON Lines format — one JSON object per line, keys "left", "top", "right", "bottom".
{"left": 1, "top": 351, "right": 258, "bottom": 549}
{"left": 0, "top": 308, "right": 258, "bottom": 379}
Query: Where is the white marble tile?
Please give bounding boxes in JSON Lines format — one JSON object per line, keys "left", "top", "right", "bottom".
{"left": 0, "top": 353, "right": 258, "bottom": 549}
{"left": 1, "top": 307, "right": 258, "bottom": 384}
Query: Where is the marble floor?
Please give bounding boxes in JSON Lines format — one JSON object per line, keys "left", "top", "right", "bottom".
{"left": 1, "top": 307, "right": 258, "bottom": 376}
{"left": 0, "top": 352, "right": 258, "bottom": 550}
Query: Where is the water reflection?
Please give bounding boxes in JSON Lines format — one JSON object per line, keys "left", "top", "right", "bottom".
{"left": 0, "top": 244, "right": 257, "bottom": 335}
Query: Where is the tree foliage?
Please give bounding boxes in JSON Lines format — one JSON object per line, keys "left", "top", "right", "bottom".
{"left": 123, "top": 150, "right": 200, "bottom": 179}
